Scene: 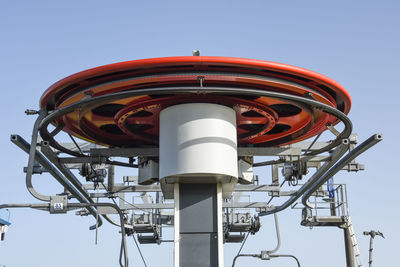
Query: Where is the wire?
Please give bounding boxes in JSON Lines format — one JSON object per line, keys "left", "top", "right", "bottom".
{"left": 236, "top": 231, "right": 250, "bottom": 256}
{"left": 133, "top": 234, "right": 148, "bottom": 267}
{"left": 304, "top": 133, "right": 322, "bottom": 155}
{"left": 68, "top": 133, "right": 84, "bottom": 154}
{"left": 100, "top": 182, "right": 150, "bottom": 214}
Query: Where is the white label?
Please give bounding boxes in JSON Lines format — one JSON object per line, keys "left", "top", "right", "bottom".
{"left": 53, "top": 203, "right": 63, "bottom": 210}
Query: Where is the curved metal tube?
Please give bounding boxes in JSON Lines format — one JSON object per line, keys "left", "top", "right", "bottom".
{"left": 268, "top": 213, "right": 281, "bottom": 254}
{"left": 0, "top": 203, "right": 50, "bottom": 210}
{"left": 232, "top": 254, "right": 260, "bottom": 267}
{"left": 301, "top": 133, "right": 383, "bottom": 208}
{"left": 39, "top": 86, "right": 353, "bottom": 158}
{"left": 260, "top": 140, "right": 349, "bottom": 216}
{"left": 10, "top": 135, "right": 102, "bottom": 230}
{"left": 24, "top": 111, "right": 50, "bottom": 201}
{"left": 0, "top": 203, "right": 128, "bottom": 267}
{"left": 68, "top": 203, "right": 128, "bottom": 267}
{"left": 270, "top": 254, "right": 301, "bottom": 267}
{"left": 231, "top": 253, "right": 301, "bottom": 267}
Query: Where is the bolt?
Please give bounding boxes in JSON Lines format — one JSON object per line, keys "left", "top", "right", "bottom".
{"left": 25, "top": 109, "right": 39, "bottom": 115}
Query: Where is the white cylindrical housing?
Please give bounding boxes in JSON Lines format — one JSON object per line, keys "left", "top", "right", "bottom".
{"left": 159, "top": 103, "right": 238, "bottom": 181}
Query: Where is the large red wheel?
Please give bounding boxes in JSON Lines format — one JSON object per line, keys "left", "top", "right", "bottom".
{"left": 40, "top": 56, "right": 351, "bottom": 148}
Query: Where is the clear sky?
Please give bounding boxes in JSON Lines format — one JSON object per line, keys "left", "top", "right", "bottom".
{"left": 0, "top": 1, "right": 399, "bottom": 266}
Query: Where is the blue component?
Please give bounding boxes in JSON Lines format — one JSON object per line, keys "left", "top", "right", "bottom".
{"left": 0, "top": 218, "right": 10, "bottom": 226}
{"left": 0, "top": 210, "right": 11, "bottom": 226}
{"left": 327, "top": 177, "right": 335, "bottom": 198}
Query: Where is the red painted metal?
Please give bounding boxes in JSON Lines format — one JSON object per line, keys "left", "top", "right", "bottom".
{"left": 40, "top": 56, "right": 351, "bottom": 147}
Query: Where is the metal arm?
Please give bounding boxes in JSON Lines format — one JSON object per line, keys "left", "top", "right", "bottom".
{"left": 0, "top": 202, "right": 128, "bottom": 267}
{"left": 270, "top": 254, "right": 301, "bottom": 267}
{"left": 260, "top": 140, "right": 349, "bottom": 216}
{"left": 24, "top": 110, "right": 51, "bottom": 201}
{"left": 39, "top": 86, "right": 353, "bottom": 158}
{"left": 302, "top": 134, "right": 383, "bottom": 208}
{"left": 268, "top": 213, "right": 281, "bottom": 254}
{"left": 232, "top": 254, "right": 260, "bottom": 267}
{"left": 232, "top": 253, "right": 301, "bottom": 267}
{"left": 10, "top": 135, "right": 103, "bottom": 230}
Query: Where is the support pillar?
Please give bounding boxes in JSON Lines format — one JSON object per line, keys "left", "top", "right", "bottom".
{"left": 344, "top": 227, "right": 355, "bottom": 267}
{"left": 160, "top": 103, "right": 238, "bottom": 267}
{"left": 174, "top": 183, "right": 223, "bottom": 267}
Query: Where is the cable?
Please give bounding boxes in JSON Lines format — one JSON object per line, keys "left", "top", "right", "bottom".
{"left": 99, "top": 182, "right": 150, "bottom": 213}
{"left": 304, "top": 133, "right": 322, "bottom": 154}
{"left": 68, "top": 133, "right": 84, "bottom": 154}
{"left": 236, "top": 231, "right": 250, "bottom": 256}
{"left": 133, "top": 234, "right": 148, "bottom": 267}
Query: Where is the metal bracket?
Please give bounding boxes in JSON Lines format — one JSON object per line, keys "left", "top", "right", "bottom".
{"left": 50, "top": 195, "right": 68, "bottom": 214}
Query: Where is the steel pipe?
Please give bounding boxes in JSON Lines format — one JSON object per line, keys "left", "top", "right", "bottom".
{"left": 39, "top": 86, "right": 353, "bottom": 158}
{"left": 24, "top": 110, "right": 50, "bottom": 201}
{"left": 10, "top": 134, "right": 102, "bottom": 230}
{"left": 301, "top": 133, "right": 383, "bottom": 208}
{"left": 260, "top": 140, "right": 350, "bottom": 216}
{"left": 0, "top": 202, "right": 128, "bottom": 267}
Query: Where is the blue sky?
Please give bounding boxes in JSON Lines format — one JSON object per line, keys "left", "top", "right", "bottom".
{"left": 0, "top": 1, "right": 399, "bottom": 266}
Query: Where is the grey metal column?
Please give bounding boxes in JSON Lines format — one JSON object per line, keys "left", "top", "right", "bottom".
{"left": 344, "top": 227, "right": 355, "bottom": 267}
{"left": 178, "top": 183, "right": 219, "bottom": 267}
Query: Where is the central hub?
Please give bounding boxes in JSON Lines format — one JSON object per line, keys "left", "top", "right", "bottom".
{"left": 159, "top": 103, "right": 238, "bottom": 267}
{"left": 159, "top": 103, "right": 238, "bottom": 187}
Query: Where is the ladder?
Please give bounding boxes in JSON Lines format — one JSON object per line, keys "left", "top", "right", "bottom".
{"left": 347, "top": 217, "right": 363, "bottom": 267}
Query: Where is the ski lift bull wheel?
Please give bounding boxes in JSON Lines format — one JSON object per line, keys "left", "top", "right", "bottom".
{"left": 39, "top": 56, "right": 351, "bottom": 148}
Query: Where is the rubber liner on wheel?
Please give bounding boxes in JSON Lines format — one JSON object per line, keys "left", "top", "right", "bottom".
{"left": 39, "top": 56, "right": 351, "bottom": 147}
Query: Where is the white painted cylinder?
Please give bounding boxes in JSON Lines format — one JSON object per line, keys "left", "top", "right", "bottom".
{"left": 159, "top": 103, "right": 238, "bottom": 181}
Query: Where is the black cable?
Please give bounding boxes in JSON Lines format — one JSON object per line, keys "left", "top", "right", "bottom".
{"left": 304, "top": 133, "right": 322, "bottom": 155}
{"left": 253, "top": 159, "right": 285, "bottom": 168}
{"left": 133, "top": 234, "right": 148, "bottom": 267}
{"left": 236, "top": 231, "right": 250, "bottom": 256}
{"left": 68, "top": 133, "right": 84, "bottom": 154}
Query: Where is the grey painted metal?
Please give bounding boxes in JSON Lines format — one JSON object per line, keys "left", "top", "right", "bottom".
{"left": 369, "top": 236, "right": 374, "bottom": 267}
{"left": 10, "top": 135, "right": 102, "bottom": 230}
{"left": 68, "top": 203, "right": 128, "bottom": 267}
{"left": 58, "top": 157, "right": 107, "bottom": 164}
{"left": 179, "top": 184, "right": 217, "bottom": 233}
{"left": 83, "top": 183, "right": 281, "bottom": 193}
{"left": 232, "top": 253, "right": 301, "bottom": 267}
{"left": 0, "top": 202, "right": 128, "bottom": 267}
{"left": 40, "top": 142, "right": 90, "bottom": 199}
{"left": 344, "top": 227, "right": 355, "bottom": 267}
{"left": 38, "top": 141, "right": 126, "bottom": 228}
{"left": 180, "top": 233, "right": 219, "bottom": 267}
{"left": 87, "top": 202, "right": 273, "bottom": 210}
{"left": 24, "top": 111, "right": 50, "bottom": 201}
{"left": 301, "top": 134, "right": 383, "bottom": 208}
{"left": 363, "top": 230, "right": 384, "bottom": 267}
{"left": 178, "top": 184, "right": 219, "bottom": 267}
{"left": 89, "top": 146, "right": 302, "bottom": 158}
{"left": 39, "top": 86, "right": 352, "bottom": 158}
{"left": 231, "top": 254, "right": 260, "bottom": 267}
{"left": 260, "top": 140, "right": 350, "bottom": 216}
{"left": 268, "top": 213, "right": 281, "bottom": 254}
{"left": 108, "top": 165, "right": 115, "bottom": 193}
{"left": 268, "top": 254, "right": 301, "bottom": 267}
{"left": 91, "top": 147, "right": 159, "bottom": 157}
